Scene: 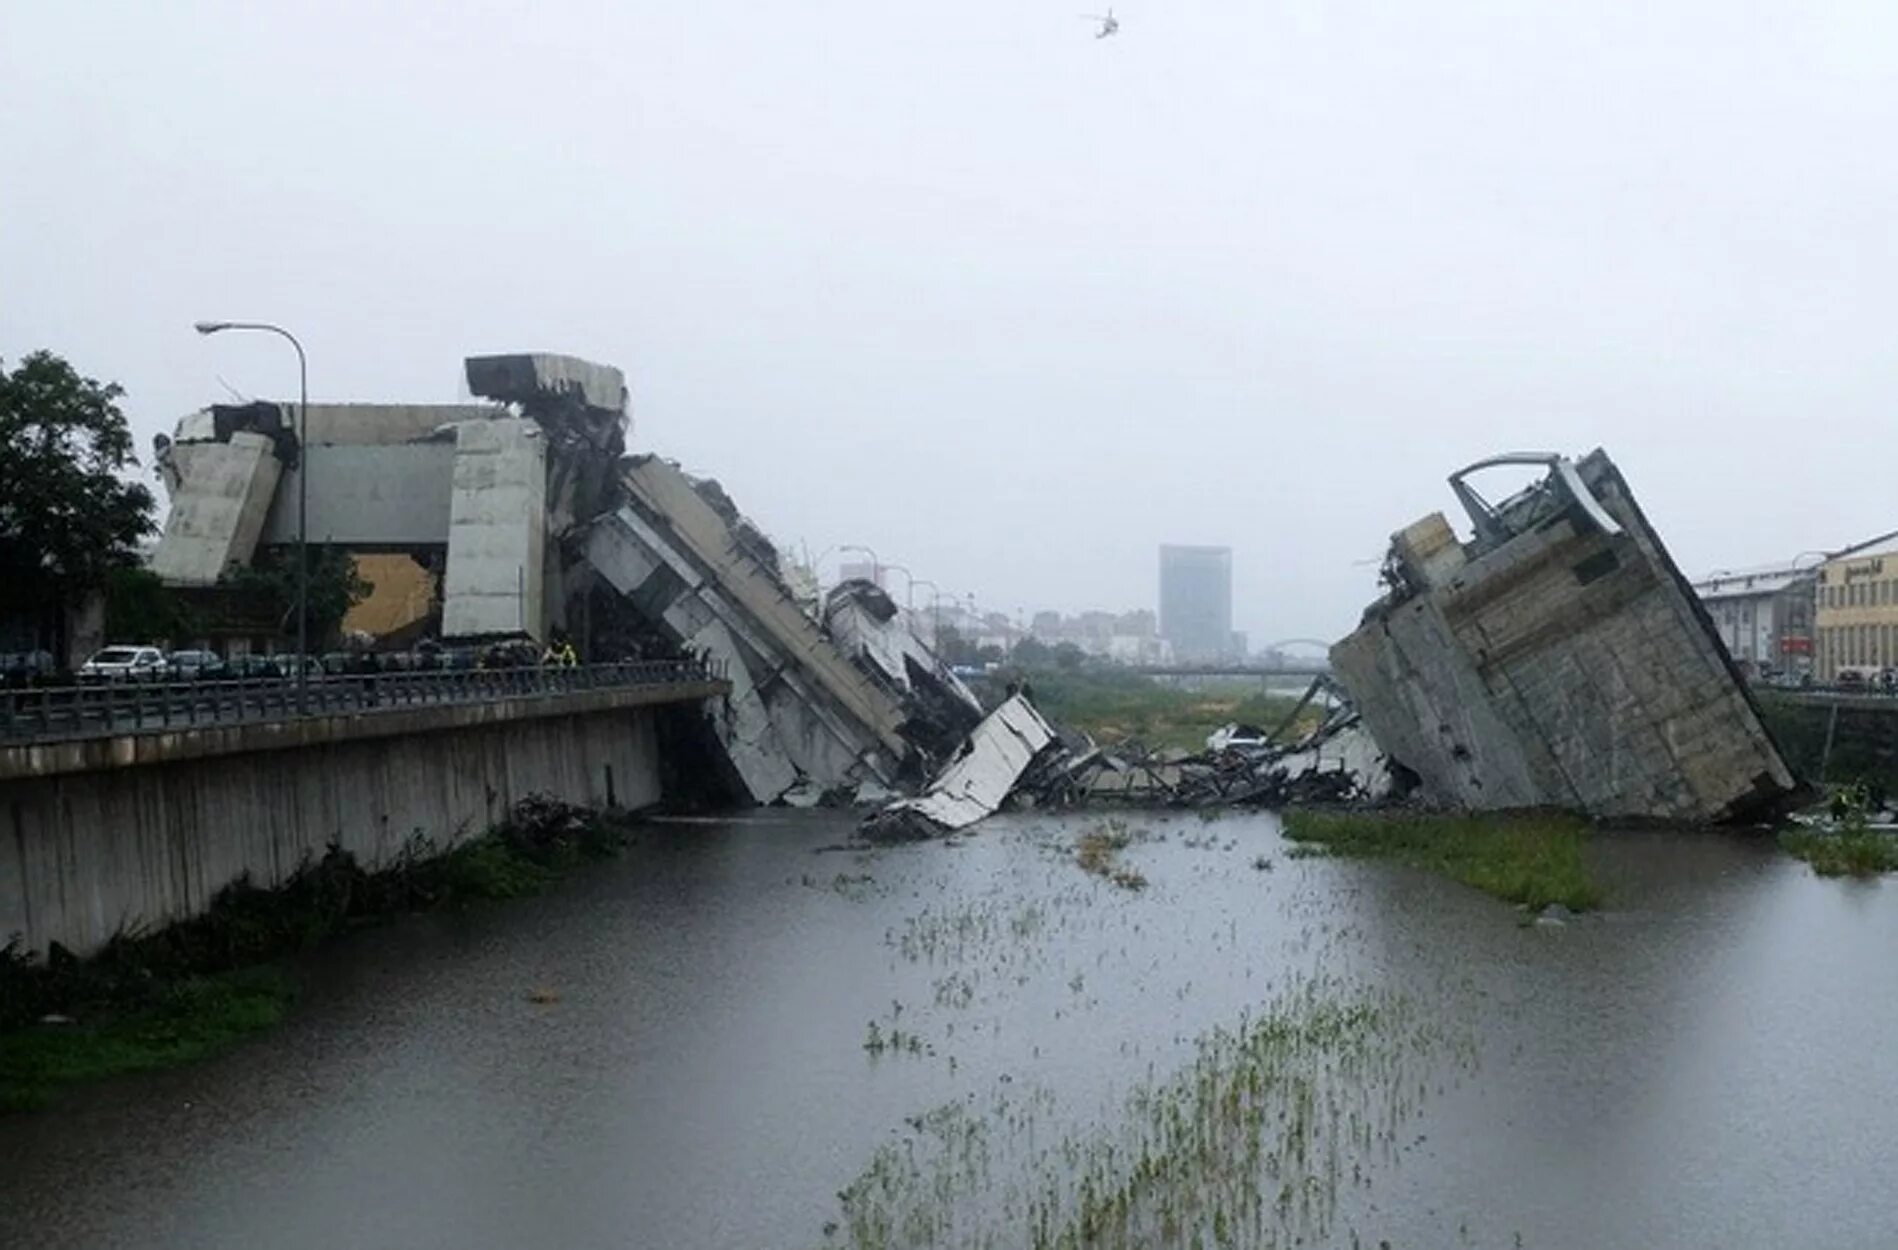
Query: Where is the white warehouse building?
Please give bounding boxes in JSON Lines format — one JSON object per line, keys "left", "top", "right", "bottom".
{"left": 1691, "top": 562, "right": 1816, "bottom": 679}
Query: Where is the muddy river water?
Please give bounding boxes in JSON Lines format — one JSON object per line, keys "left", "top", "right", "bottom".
{"left": 2, "top": 809, "right": 1893, "bottom": 1248}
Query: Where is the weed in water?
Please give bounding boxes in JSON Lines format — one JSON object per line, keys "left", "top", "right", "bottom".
{"left": 1074, "top": 821, "right": 1146, "bottom": 892}
{"left": 1779, "top": 829, "right": 1898, "bottom": 876}
{"left": 1281, "top": 809, "right": 1602, "bottom": 911}
{"left": 1780, "top": 799, "right": 1898, "bottom": 880}
{"left": 820, "top": 976, "right": 1476, "bottom": 1249}
{"left": 1778, "top": 785, "right": 1898, "bottom": 877}
{"left": 0, "top": 967, "right": 293, "bottom": 1111}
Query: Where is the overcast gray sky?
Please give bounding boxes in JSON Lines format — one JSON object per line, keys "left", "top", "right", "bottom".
{"left": 5, "top": 1, "right": 1895, "bottom": 645}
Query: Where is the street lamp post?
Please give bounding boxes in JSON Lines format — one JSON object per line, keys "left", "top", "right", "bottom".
{"left": 194, "top": 320, "right": 310, "bottom": 712}
{"left": 882, "top": 563, "right": 916, "bottom": 610}
{"left": 909, "top": 577, "right": 940, "bottom": 647}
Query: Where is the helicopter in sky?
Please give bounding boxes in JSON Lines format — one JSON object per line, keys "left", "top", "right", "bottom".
{"left": 1080, "top": 8, "right": 1119, "bottom": 38}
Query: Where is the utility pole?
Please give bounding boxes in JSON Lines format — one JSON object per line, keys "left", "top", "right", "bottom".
{"left": 195, "top": 320, "right": 310, "bottom": 713}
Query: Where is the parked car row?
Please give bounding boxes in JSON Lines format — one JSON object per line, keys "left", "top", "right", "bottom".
{"left": 1833, "top": 666, "right": 1898, "bottom": 692}
{"left": 72, "top": 646, "right": 319, "bottom": 683}
{"left": 1750, "top": 667, "right": 1898, "bottom": 694}
{"left": 61, "top": 641, "right": 571, "bottom": 685}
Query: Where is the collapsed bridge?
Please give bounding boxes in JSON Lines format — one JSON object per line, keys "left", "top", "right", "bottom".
{"left": 1330, "top": 451, "right": 1799, "bottom": 824}
{"left": 148, "top": 351, "right": 981, "bottom": 806}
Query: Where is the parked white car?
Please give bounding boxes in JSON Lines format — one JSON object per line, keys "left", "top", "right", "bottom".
{"left": 78, "top": 645, "right": 167, "bottom": 682}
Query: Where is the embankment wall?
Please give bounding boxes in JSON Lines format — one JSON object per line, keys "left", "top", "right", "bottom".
{"left": 1, "top": 705, "right": 668, "bottom": 958}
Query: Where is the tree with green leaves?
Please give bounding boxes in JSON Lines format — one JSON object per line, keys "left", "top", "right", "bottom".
{"left": 0, "top": 351, "right": 156, "bottom": 639}
{"left": 104, "top": 566, "right": 202, "bottom": 644}
{"left": 219, "top": 546, "right": 371, "bottom": 649}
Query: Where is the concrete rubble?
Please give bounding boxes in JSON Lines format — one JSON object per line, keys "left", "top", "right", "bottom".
{"left": 1041, "top": 678, "right": 1400, "bottom": 811}
{"left": 861, "top": 695, "right": 1059, "bottom": 840}
{"left": 858, "top": 675, "right": 1400, "bottom": 840}
{"left": 1330, "top": 450, "right": 1798, "bottom": 823}
{"left": 823, "top": 579, "right": 984, "bottom": 757}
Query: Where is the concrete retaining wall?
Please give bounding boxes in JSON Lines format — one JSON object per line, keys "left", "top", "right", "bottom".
{"left": 0, "top": 706, "right": 663, "bottom": 958}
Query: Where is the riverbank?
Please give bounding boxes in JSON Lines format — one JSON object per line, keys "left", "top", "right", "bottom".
{"left": 1779, "top": 826, "right": 1898, "bottom": 876}
{"left": 5, "top": 809, "right": 1896, "bottom": 1249}
{"left": 1281, "top": 808, "right": 1603, "bottom": 911}
{"left": 0, "top": 795, "right": 640, "bottom": 1112}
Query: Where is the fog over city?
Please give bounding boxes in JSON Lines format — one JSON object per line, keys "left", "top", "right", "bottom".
{"left": 6, "top": 1, "right": 1896, "bottom": 644}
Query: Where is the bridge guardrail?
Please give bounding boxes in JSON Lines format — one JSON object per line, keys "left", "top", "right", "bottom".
{"left": 0, "top": 659, "right": 727, "bottom": 745}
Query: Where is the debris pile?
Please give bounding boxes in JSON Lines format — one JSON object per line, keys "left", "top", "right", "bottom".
{"left": 861, "top": 695, "right": 1059, "bottom": 841}
{"left": 860, "top": 677, "right": 1406, "bottom": 841}
{"left": 1032, "top": 677, "right": 1404, "bottom": 811}
{"left": 824, "top": 578, "right": 984, "bottom": 759}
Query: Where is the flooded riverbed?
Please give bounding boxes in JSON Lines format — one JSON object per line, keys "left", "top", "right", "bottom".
{"left": 2, "top": 809, "right": 1893, "bottom": 1248}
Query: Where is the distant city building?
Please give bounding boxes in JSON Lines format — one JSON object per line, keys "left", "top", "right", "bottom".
{"left": 1692, "top": 562, "right": 1816, "bottom": 678}
{"left": 837, "top": 560, "right": 882, "bottom": 588}
{"left": 936, "top": 599, "right": 1187, "bottom": 666}
{"left": 997, "top": 603, "right": 1172, "bottom": 664}
{"left": 1114, "top": 609, "right": 1157, "bottom": 639}
{"left": 1814, "top": 530, "right": 1898, "bottom": 681}
{"left": 1158, "top": 545, "right": 1233, "bottom": 662}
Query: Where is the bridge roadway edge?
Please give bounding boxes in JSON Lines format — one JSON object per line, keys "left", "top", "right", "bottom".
{"left": 0, "top": 681, "right": 730, "bottom": 959}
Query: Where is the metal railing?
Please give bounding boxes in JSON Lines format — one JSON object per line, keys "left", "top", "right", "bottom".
{"left": 1, "top": 659, "right": 727, "bottom": 745}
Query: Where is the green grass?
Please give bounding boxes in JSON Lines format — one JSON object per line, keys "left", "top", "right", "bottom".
{"left": 0, "top": 794, "right": 636, "bottom": 1112}
{"left": 0, "top": 967, "right": 294, "bottom": 1112}
{"left": 1281, "top": 808, "right": 1602, "bottom": 911}
{"left": 432, "top": 836, "right": 560, "bottom": 899}
{"left": 1779, "top": 828, "right": 1898, "bottom": 877}
{"left": 980, "top": 666, "right": 1315, "bottom": 752}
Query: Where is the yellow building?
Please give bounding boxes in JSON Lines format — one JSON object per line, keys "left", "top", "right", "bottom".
{"left": 341, "top": 553, "right": 439, "bottom": 643}
{"left": 1814, "top": 532, "right": 1898, "bottom": 682}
